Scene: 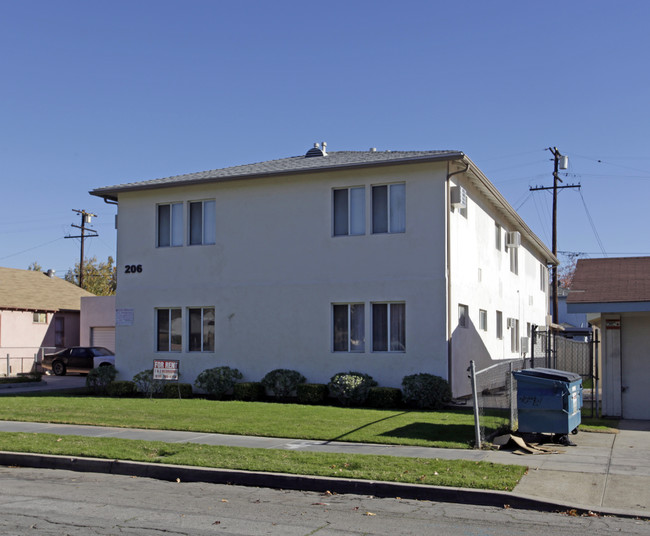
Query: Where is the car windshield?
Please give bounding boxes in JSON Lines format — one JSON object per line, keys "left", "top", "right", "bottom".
{"left": 90, "top": 347, "right": 115, "bottom": 357}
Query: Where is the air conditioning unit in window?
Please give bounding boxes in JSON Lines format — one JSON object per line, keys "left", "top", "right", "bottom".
{"left": 450, "top": 186, "right": 467, "bottom": 209}
{"left": 506, "top": 231, "right": 521, "bottom": 248}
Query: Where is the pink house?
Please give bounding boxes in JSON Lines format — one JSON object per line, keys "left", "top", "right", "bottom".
{"left": 0, "top": 267, "right": 94, "bottom": 375}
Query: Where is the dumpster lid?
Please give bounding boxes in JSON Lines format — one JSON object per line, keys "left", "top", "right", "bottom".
{"left": 513, "top": 368, "right": 582, "bottom": 382}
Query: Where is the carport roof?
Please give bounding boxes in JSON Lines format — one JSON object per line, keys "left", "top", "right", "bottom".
{"left": 0, "top": 267, "right": 95, "bottom": 312}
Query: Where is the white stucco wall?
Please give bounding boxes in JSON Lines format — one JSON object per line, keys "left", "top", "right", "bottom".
{"left": 114, "top": 162, "right": 451, "bottom": 388}
{"left": 448, "top": 175, "right": 550, "bottom": 395}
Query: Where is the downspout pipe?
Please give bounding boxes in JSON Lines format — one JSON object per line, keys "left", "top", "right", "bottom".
{"left": 446, "top": 160, "right": 470, "bottom": 393}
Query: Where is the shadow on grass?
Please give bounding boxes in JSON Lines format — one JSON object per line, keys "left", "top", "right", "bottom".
{"left": 379, "top": 422, "right": 475, "bottom": 444}
{"left": 326, "top": 411, "right": 410, "bottom": 443}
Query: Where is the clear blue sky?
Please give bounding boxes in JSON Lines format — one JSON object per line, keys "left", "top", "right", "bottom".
{"left": 2, "top": 0, "right": 649, "bottom": 275}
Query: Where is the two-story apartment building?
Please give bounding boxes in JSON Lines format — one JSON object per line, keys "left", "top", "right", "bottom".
{"left": 90, "top": 145, "right": 556, "bottom": 396}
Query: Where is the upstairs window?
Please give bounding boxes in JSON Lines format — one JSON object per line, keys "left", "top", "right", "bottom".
{"left": 157, "top": 203, "right": 183, "bottom": 247}
{"left": 495, "top": 223, "right": 502, "bottom": 250}
{"left": 479, "top": 309, "right": 488, "bottom": 331}
{"left": 372, "top": 184, "right": 405, "bottom": 234}
{"left": 509, "top": 246, "right": 519, "bottom": 274}
{"left": 333, "top": 187, "right": 365, "bottom": 236}
{"left": 458, "top": 304, "right": 469, "bottom": 328}
{"left": 33, "top": 312, "right": 47, "bottom": 323}
{"left": 496, "top": 311, "right": 503, "bottom": 339}
{"left": 189, "top": 200, "right": 216, "bottom": 245}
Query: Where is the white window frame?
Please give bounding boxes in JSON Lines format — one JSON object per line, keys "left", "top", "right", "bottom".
{"left": 156, "top": 308, "right": 182, "bottom": 352}
{"left": 188, "top": 307, "right": 215, "bottom": 352}
{"left": 479, "top": 309, "right": 488, "bottom": 331}
{"left": 509, "top": 246, "right": 519, "bottom": 275}
{"left": 333, "top": 187, "right": 366, "bottom": 236}
{"left": 510, "top": 318, "right": 520, "bottom": 353}
{"left": 372, "top": 183, "right": 405, "bottom": 234}
{"left": 495, "top": 223, "right": 502, "bottom": 250}
{"left": 189, "top": 200, "right": 216, "bottom": 246}
{"left": 540, "top": 264, "right": 548, "bottom": 292}
{"left": 371, "top": 302, "right": 406, "bottom": 352}
{"left": 33, "top": 312, "right": 47, "bottom": 323}
{"left": 458, "top": 304, "right": 469, "bottom": 329}
{"left": 496, "top": 311, "right": 503, "bottom": 340}
{"left": 157, "top": 202, "right": 183, "bottom": 247}
{"left": 332, "top": 303, "right": 365, "bottom": 352}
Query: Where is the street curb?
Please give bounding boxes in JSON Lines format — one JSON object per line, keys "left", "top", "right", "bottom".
{"left": 0, "top": 451, "right": 621, "bottom": 516}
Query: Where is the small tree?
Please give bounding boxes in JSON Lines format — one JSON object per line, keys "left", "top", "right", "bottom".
{"left": 65, "top": 256, "right": 117, "bottom": 295}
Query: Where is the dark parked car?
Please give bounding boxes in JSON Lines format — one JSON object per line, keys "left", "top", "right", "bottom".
{"left": 42, "top": 347, "right": 115, "bottom": 376}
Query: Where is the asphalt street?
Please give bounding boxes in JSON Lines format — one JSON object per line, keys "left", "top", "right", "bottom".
{"left": 1, "top": 466, "right": 648, "bottom": 536}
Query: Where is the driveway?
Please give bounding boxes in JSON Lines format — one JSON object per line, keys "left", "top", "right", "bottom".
{"left": 0, "top": 375, "right": 86, "bottom": 394}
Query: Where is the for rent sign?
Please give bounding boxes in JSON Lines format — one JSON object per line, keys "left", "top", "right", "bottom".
{"left": 153, "top": 359, "right": 179, "bottom": 381}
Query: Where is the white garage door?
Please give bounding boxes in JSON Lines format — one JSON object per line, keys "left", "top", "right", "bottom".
{"left": 91, "top": 327, "right": 115, "bottom": 352}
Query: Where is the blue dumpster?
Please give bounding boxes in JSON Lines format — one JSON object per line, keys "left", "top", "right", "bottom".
{"left": 513, "top": 368, "right": 582, "bottom": 438}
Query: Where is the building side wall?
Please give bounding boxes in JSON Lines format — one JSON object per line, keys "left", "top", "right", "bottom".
{"left": 80, "top": 296, "right": 116, "bottom": 347}
{"left": 115, "top": 162, "right": 450, "bottom": 388}
{"left": 448, "top": 176, "right": 550, "bottom": 396}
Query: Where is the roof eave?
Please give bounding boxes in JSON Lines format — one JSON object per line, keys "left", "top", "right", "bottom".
{"left": 89, "top": 151, "right": 466, "bottom": 201}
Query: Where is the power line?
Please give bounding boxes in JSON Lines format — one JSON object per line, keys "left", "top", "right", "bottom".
{"left": 578, "top": 191, "right": 607, "bottom": 257}
{"left": 0, "top": 237, "right": 66, "bottom": 261}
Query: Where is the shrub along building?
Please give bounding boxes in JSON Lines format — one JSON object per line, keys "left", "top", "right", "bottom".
{"left": 90, "top": 144, "right": 557, "bottom": 396}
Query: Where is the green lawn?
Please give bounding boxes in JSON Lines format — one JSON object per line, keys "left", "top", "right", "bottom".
{"left": 0, "top": 397, "right": 500, "bottom": 448}
{"left": 0, "top": 431, "right": 526, "bottom": 491}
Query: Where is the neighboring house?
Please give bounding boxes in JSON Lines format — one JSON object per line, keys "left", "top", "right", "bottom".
{"left": 90, "top": 144, "right": 557, "bottom": 396}
{"left": 80, "top": 296, "right": 116, "bottom": 352}
{"left": 0, "top": 267, "right": 94, "bottom": 374}
{"left": 567, "top": 257, "right": 650, "bottom": 419}
{"left": 555, "top": 287, "right": 590, "bottom": 340}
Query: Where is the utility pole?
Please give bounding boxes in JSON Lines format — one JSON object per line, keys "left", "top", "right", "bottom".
{"left": 529, "top": 148, "right": 580, "bottom": 326}
{"left": 65, "top": 209, "right": 98, "bottom": 289}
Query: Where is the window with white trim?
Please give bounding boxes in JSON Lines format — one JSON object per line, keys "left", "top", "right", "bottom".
{"left": 156, "top": 308, "right": 182, "bottom": 352}
{"left": 509, "top": 246, "right": 518, "bottom": 274}
{"left": 188, "top": 307, "right": 215, "bottom": 352}
{"left": 33, "top": 312, "right": 47, "bottom": 323}
{"left": 496, "top": 311, "right": 503, "bottom": 339}
{"left": 510, "top": 318, "right": 520, "bottom": 353}
{"left": 157, "top": 203, "right": 183, "bottom": 247}
{"left": 458, "top": 304, "right": 469, "bottom": 328}
{"left": 372, "top": 302, "right": 405, "bottom": 352}
{"left": 540, "top": 264, "right": 548, "bottom": 292}
{"left": 372, "top": 183, "right": 405, "bottom": 234}
{"left": 495, "top": 223, "right": 502, "bottom": 250}
{"left": 333, "top": 187, "right": 365, "bottom": 236}
{"left": 332, "top": 303, "right": 365, "bottom": 352}
{"left": 479, "top": 309, "right": 488, "bottom": 331}
{"left": 189, "top": 200, "right": 216, "bottom": 245}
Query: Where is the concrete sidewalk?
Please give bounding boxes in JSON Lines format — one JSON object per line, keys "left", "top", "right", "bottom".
{"left": 0, "top": 419, "right": 648, "bottom": 518}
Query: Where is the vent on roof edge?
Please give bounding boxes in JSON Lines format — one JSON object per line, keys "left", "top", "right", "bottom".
{"left": 305, "top": 142, "right": 328, "bottom": 157}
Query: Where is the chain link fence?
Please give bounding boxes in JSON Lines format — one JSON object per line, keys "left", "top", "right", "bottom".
{"left": 469, "top": 327, "right": 596, "bottom": 448}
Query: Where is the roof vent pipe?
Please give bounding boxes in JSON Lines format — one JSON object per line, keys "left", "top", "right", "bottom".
{"left": 46, "top": 269, "right": 55, "bottom": 278}
{"left": 370, "top": 148, "right": 377, "bottom": 152}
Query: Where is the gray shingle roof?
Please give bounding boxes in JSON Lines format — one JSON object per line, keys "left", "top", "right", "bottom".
{"left": 0, "top": 267, "right": 95, "bottom": 312}
{"left": 90, "top": 150, "right": 463, "bottom": 199}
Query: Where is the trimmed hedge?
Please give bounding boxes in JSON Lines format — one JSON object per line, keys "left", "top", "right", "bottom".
{"left": 401, "top": 373, "right": 451, "bottom": 409}
{"left": 366, "top": 386, "right": 402, "bottom": 409}
{"left": 233, "top": 382, "right": 265, "bottom": 401}
{"left": 261, "top": 369, "right": 306, "bottom": 398}
{"left": 297, "top": 383, "right": 328, "bottom": 405}
{"left": 86, "top": 365, "right": 117, "bottom": 395}
{"left": 328, "top": 371, "right": 377, "bottom": 406}
{"left": 106, "top": 380, "right": 138, "bottom": 397}
{"left": 194, "top": 366, "right": 242, "bottom": 399}
{"left": 161, "top": 382, "right": 193, "bottom": 399}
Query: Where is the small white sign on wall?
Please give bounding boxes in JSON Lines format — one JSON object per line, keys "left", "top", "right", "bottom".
{"left": 115, "top": 308, "right": 134, "bottom": 326}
